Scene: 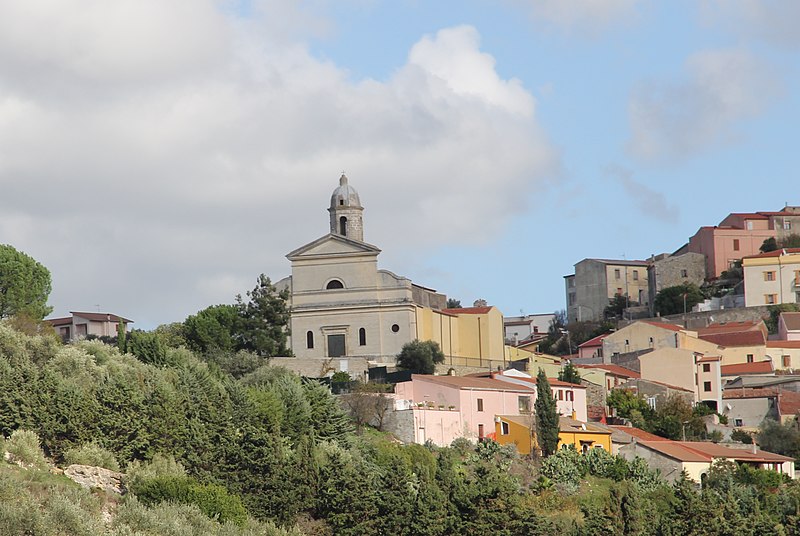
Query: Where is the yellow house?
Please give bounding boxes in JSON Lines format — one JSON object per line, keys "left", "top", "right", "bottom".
{"left": 416, "top": 305, "right": 506, "bottom": 368}
{"left": 495, "top": 414, "right": 612, "bottom": 455}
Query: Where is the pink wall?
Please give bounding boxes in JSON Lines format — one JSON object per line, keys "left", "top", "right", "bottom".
{"left": 689, "top": 227, "right": 774, "bottom": 278}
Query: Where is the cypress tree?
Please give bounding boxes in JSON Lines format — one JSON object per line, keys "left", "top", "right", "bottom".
{"left": 534, "top": 368, "right": 560, "bottom": 457}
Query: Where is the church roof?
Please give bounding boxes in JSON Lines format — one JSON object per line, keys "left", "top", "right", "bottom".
{"left": 330, "top": 173, "right": 361, "bottom": 208}
{"left": 286, "top": 233, "right": 381, "bottom": 261}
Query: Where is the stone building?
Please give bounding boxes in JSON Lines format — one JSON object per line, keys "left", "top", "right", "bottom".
{"left": 564, "top": 258, "right": 650, "bottom": 323}
{"left": 276, "top": 175, "right": 505, "bottom": 367}
{"left": 647, "top": 252, "right": 706, "bottom": 312}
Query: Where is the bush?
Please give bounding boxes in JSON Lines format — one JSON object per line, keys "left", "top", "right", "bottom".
{"left": 63, "top": 441, "right": 120, "bottom": 471}
{"left": 5, "top": 430, "right": 47, "bottom": 469}
{"left": 125, "top": 454, "right": 186, "bottom": 489}
{"left": 731, "top": 429, "right": 753, "bottom": 444}
{"left": 130, "top": 475, "right": 248, "bottom": 526}
{"left": 540, "top": 447, "right": 586, "bottom": 489}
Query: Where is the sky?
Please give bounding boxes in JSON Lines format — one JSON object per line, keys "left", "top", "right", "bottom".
{"left": 0, "top": 0, "right": 798, "bottom": 328}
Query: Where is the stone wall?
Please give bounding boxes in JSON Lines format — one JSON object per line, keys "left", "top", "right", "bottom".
{"left": 662, "top": 306, "right": 771, "bottom": 330}
{"left": 648, "top": 252, "right": 706, "bottom": 308}
{"left": 271, "top": 356, "right": 373, "bottom": 380}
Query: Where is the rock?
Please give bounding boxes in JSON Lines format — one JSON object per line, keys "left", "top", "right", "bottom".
{"left": 64, "top": 464, "right": 125, "bottom": 495}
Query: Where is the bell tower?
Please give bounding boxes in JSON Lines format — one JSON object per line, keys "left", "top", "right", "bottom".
{"left": 328, "top": 173, "right": 364, "bottom": 242}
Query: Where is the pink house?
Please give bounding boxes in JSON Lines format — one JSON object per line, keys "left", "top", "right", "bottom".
{"left": 393, "top": 372, "right": 587, "bottom": 446}
{"left": 577, "top": 333, "right": 608, "bottom": 359}
{"left": 687, "top": 208, "right": 800, "bottom": 279}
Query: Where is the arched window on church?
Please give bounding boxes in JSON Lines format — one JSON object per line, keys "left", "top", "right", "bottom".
{"left": 359, "top": 328, "right": 366, "bottom": 346}
{"left": 339, "top": 216, "right": 347, "bottom": 236}
{"left": 326, "top": 279, "right": 344, "bottom": 290}
{"left": 306, "top": 331, "right": 314, "bottom": 349}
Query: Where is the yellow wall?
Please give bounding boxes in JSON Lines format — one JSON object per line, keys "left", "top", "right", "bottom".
{"left": 495, "top": 418, "right": 612, "bottom": 455}
{"left": 495, "top": 417, "right": 534, "bottom": 455}
{"left": 416, "top": 306, "right": 505, "bottom": 366}
{"left": 558, "top": 430, "right": 612, "bottom": 452}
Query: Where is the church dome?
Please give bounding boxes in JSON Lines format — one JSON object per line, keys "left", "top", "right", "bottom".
{"left": 330, "top": 174, "right": 361, "bottom": 208}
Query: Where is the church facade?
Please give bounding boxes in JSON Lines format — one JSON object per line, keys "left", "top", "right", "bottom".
{"left": 277, "top": 175, "right": 506, "bottom": 366}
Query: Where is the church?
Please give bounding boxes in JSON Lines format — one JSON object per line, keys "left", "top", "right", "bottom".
{"left": 276, "top": 175, "right": 508, "bottom": 368}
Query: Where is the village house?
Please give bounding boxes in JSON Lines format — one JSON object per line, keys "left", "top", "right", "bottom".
{"left": 46, "top": 312, "right": 132, "bottom": 341}
{"left": 494, "top": 415, "right": 612, "bottom": 455}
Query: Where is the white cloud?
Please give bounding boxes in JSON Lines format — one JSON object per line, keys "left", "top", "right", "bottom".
{"left": 627, "top": 48, "right": 780, "bottom": 160}
{"left": 0, "top": 2, "right": 558, "bottom": 326}
{"left": 701, "top": 0, "right": 800, "bottom": 48}
{"left": 516, "top": 0, "right": 641, "bottom": 34}
{"left": 605, "top": 165, "right": 677, "bottom": 223}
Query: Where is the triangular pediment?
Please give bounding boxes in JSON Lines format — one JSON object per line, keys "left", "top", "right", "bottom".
{"left": 287, "top": 233, "right": 381, "bottom": 261}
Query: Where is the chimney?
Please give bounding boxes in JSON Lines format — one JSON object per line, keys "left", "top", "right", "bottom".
{"left": 752, "top": 442, "right": 757, "bottom": 455}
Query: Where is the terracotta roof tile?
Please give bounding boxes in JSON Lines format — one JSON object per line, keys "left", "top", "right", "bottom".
{"left": 767, "top": 340, "right": 800, "bottom": 349}
{"left": 720, "top": 361, "right": 773, "bottom": 376}
{"left": 676, "top": 441, "right": 794, "bottom": 463}
{"left": 577, "top": 333, "right": 610, "bottom": 348}
{"left": 697, "top": 321, "right": 761, "bottom": 336}
{"left": 778, "top": 391, "right": 800, "bottom": 417}
{"left": 699, "top": 330, "right": 765, "bottom": 347}
{"left": 609, "top": 425, "right": 669, "bottom": 442}
{"left": 743, "top": 248, "right": 800, "bottom": 259}
{"left": 577, "top": 364, "right": 640, "bottom": 378}
{"left": 723, "top": 388, "right": 778, "bottom": 400}
{"left": 637, "top": 441, "right": 711, "bottom": 462}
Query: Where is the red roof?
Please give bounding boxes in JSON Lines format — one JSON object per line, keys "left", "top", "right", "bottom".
{"left": 577, "top": 364, "right": 640, "bottom": 378}
{"left": 45, "top": 316, "right": 73, "bottom": 327}
{"left": 609, "top": 425, "right": 669, "bottom": 442}
{"left": 578, "top": 333, "right": 609, "bottom": 348}
{"left": 440, "top": 306, "right": 493, "bottom": 315}
{"left": 639, "top": 320, "right": 685, "bottom": 332}
{"left": 767, "top": 340, "right": 800, "bottom": 349}
{"left": 699, "top": 330, "right": 765, "bottom": 347}
{"left": 697, "top": 321, "right": 762, "bottom": 336}
{"left": 637, "top": 441, "right": 711, "bottom": 462}
{"left": 695, "top": 355, "right": 722, "bottom": 363}
{"left": 720, "top": 361, "right": 773, "bottom": 376}
{"left": 723, "top": 388, "right": 778, "bottom": 400}
{"left": 743, "top": 248, "right": 800, "bottom": 259}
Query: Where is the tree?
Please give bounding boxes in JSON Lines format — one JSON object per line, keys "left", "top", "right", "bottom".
{"left": 445, "top": 298, "right": 462, "bottom": 308}
{"left": 558, "top": 362, "right": 581, "bottom": 385}
{"left": 184, "top": 304, "right": 240, "bottom": 354}
{"left": 603, "top": 294, "right": 630, "bottom": 320}
{"left": 653, "top": 283, "right": 705, "bottom": 316}
{"left": 396, "top": 340, "right": 444, "bottom": 374}
{"left": 0, "top": 244, "right": 53, "bottom": 320}
{"left": 534, "top": 369, "right": 560, "bottom": 457}
{"left": 760, "top": 237, "right": 778, "bottom": 253}
{"left": 235, "top": 274, "right": 291, "bottom": 357}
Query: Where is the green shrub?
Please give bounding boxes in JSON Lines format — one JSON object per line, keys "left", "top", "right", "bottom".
{"left": 125, "top": 454, "right": 186, "bottom": 489}
{"left": 130, "top": 475, "right": 248, "bottom": 526}
{"left": 63, "top": 441, "right": 120, "bottom": 471}
{"left": 5, "top": 430, "right": 47, "bottom": 469}
{"left": 540, "top": 447, "right": 586, "bottom": 488}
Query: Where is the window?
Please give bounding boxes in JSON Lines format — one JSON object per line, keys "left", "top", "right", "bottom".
{"left": 566, "top": 390, "right": 574, "bottom": 402}
{"left": 764, "top": 271, "right": 776, "bottom": 282}
{"left": 733, "top": 239, "right": 740, "bottom": 251}
{"left": 648, "top": 337, "right": 654, "bottom": 348}
{"left": 557, "top": 390, "right": 564, "bottom": 401}
{"left": 703, "top": 381, "right": 712, "bottom": 392}
{"left": 765, "top": 294, "right": 777, "bottom": 304}
{"left": 681, "top": 269, "right": 688, "bottom": 278}
{"left": 647, "top": 396, "right": 657, "bottom": 410}
{"left": 746, "top": 221, "right": 753, "bottom": 230}
{"left": 734, "top": 418, "right": 743, "bottom": 427}
{"left": 478, "top": 424, "right": 484, "bottom": 439}
{"left": 339, "top": 199, "right": 344, "bottom": 206}
{"left": 518, "top": 396, "right": 531, "bottom": 414}
{"left": 501, "top": 421, "right": 510, "bottom": 435}
{"left": 785, "top": 220, "right": 792, "bottom": 231}
{"left": 625, "top": 339, "right": 629, "bottom": 346}
{"left": 568, "top": 294, "right": 576, "bottom": 305}
{"left": 615, "top": 268, "right": 621, "bottom": 279}
{"left": 339, "top": 216, "right": 347, "bottom": 236}
{"left": 702, "top": 363, "right": 710, "bottom": 372}
{"left": 306, "top": 331, "right": 314, "bottom": 349}
{"left": 477, "top": 398, "right": 484, "bottom": 412}
{"left": 327, "top": 334, "right": 346, "bottom": 358}
{"left": 358, "top": 327, "right": 366, "bottom": 346}
{"left": 783, "top": 355, "right": 791, "bottom": 368}
{"left": 633, "top": 270, "right": 639, "bottom": 281}
{"left": 746, "top": 354, "right": 754, "bottom": 363}
{"left": 391, "top": 324, "right": 400, "bottom": 333}
{"left": 326, "top": 279, "right": 344, "bottom": 289}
